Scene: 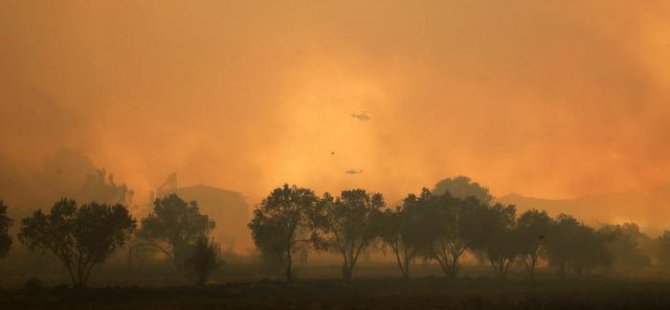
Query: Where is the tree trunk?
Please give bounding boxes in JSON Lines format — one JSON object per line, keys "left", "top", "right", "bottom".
{"left": 436, "top": 249, "right": 462, "bottom": 278}
{"left": 76, "top": 270, "right": 86, "bottom": 288}
{"left": 448, "top": 252, "right": 462, "bottom": 278}
{"left": 64, "top": 264, "right": 77, "bottom": 288}
{"left": 402, "top": 251, "right": 410, "bottom": 280}
{"left": 392, "top": 243, "right": 406, "bottom": 280}
{"left": 286, "top": 247, "right": 293, "bottom": 282}
{"left": 557, "top": 261, "right": 566, "bottom": 279}
{"left": 342, "top": 265, "right": 353, "bottom": 282}
{"left": 402, "top": 267, "right": 410, "bottom": 280}
{"left": 197, "top": 273, "right": 207, "bottom": 286}
{"left": 445, "top": 264, "right": 457, "bottom": 278}
{"left": 490, "top": 258, "right": 508, "bottom": 280}
{"left": 527, "top": 257, "right": 536, "bottom": 281}
{"left": 128, "top": 247, "right": 133, "bottom": 275}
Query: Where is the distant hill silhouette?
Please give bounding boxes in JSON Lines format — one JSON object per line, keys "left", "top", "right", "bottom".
{"left": 498, "top": 183, "right": 670, "bottom": 236}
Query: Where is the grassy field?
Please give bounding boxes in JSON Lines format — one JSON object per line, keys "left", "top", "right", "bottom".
{"left": 3, "top": 276, "right": 670, "bottom": 309}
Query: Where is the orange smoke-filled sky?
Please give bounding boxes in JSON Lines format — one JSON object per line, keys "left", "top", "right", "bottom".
{"left": 1, "top": 0, "right": 669, "bottom": 204}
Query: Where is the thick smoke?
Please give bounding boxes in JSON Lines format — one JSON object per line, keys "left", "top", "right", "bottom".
{"left": 1, "top": 1, "right": 669, "bottom": 230}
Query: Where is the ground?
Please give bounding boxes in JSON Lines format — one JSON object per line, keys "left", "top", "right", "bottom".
{"left": 3, "top": 277, "right": 670, "bottom": 309}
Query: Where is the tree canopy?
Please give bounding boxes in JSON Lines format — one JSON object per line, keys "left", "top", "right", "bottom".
{"left": 545, "top": 214, "right": 613, "bottom": 277}
{"left": 466, "top": 203, "right": 519, "bottom": 279}
{"left": 0, "top": 200, "right": 13, "bottom": 259}
{"left": 516, "top": 209, "right": 552, "bottom": 280}
{"left": 312, "top": 189, "right": 385, "bottom": 280}
{"left": 432, "top": 176, "right": 494, "bottom": 205}
{"left": 248, "top": 184, "right": 319, "bottom": 282}
{"left": 138, "top": 194, "right": 216, "bottom": 278}
{"left": 427, "top": 194, "right": 482, "bottom": 278}
{"left": 184, "top": 235, "right": 223, "bottom": 286}
{"left": 18, "top": 198, "right": 135, "bottom": 287}
{"left": 379, "top": 189, "right": 439, "bottom": 279}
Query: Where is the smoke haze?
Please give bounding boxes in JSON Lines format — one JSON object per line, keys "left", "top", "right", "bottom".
{"left": 1, "top": 1, "right": 669, "bottom": 225}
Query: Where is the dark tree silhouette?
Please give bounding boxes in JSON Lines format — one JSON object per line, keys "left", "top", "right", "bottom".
{"left": 573, "top": 227, "right": 613, "bottom": 276}
{"left": 545, "top": 214, "right": 580, "bottom": 278}
{"left": 312, "top": 189, "right": 384, "bottom": 281}
{"left": 545, "top": 214, "right": 613, "bottom": 277}
{"left": 184, "top": 235, "right": 223, "bottom": 286}
{"left": 248, "top": 184, "right": 319, "bottom": 282}
{"left": 379, "top": 189, "right": 436, "bottom": 280}
{"left": 599, "top": 223, "right": 651, "bottom": 269}
{"left": 466, "top": 202, "right": 519, "bottom": 279}
{"left": 18, "top": 198, "right": 135, "bottom": 287}
{"left": 516, "top": 209, "right": 552, "bottom": 280}
{"left": 432, "top": 176, "right": 494, "bottom": 205}
{"left": 0, "top": 200, "right": 13, "bottom": 259}
{"left": 656, "top": 231, "right": 670, "bottom": 267}
{"left": 427, "top": 195, "right": 482, "bottom": 278}
{"left": 138, "top": 194, "right": 215, "bottom": 280}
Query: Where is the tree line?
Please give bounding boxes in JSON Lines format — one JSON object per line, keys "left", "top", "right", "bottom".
{"left": 2, "top": 176, "right": 670, "bottom": 287}
{"left": 249, "top": 177, "right": 670, "bottom": 282}
{"left": 248, "top": 184, "right": 617, "bottom": 282}
{"left": 0, "top": 195, "right": 221, "bottom": 288}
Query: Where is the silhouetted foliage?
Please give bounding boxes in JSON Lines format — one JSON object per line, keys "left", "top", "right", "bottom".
{"left": 3, "top": 175, "right": 663, "bottom": 290}
{"left": 394, "top": 190, "right": 479, "bottom": 278}
{"left": 138, "top": 194, "right": 215, "bottom": 279}
{"left": 656, "top": 231, "right": 670, "bottom": 268}
{"left": 545, "top": 214, "right": 579, "bottom": 277}
{"left": 0, "top": 200, "right": 13, "bottom": 259}
{"left": 248, "top": 184, "right": 319, "bottom": 282}
{"left": 599, "top": 223, "right": 651, "bottom": 269}
{"left": 467, "top": 203, "right": 519, "bottom": 279}
{"left": 432, "top": 176, "right": 494, "bottom": 205}
{"left": 573, "top": 228, "right": 614, "bottom": 276}
{"left": 379, "top": 189, "right": 437, "bottom": 280}
{"left": 545, "top": 214, "right": 613, "bottom": 277}
{"left": 21, "top": 276, "right": 47, "bottom": 297}
{"left": 516, "top": 209, "right": 552, "bottom": 280}
{"left": 18, "top": 198, "right": 135, "bottom": 287}
{"left": 78, "top": 169, "right": 134, "bottom": 205}
{"left": 427, "top": 194, "right": 482, "bottom": 278}
{"left": 312, "top": 189, "right": 384, "bottom": 281}
{"left": 184, "top": 235, "right": 223, "bottom": 286}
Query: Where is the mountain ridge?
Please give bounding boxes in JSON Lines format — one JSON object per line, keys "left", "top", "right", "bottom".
{"left": 497, "top": 185, "right": 670, "bottom": 236}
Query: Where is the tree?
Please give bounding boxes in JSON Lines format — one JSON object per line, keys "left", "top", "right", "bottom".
{"left": 138, "top": 194, "right": 215, "bottom": 280}
{"left": 184, "top": 235, "right": 223, "bottom": 286}
{"left": 545, "top": 214, "right": 612, "bottom": 277}
{"left": 432, "top": 176, "right": 494, "bottom": 205}
{"left": 248, "top": 184, "right": 319, "bottom": 282}
{"left": 0, "top": 200, "right": 13, "bottom": 259}
{"left": 18, "top": 198, "right": 135, "bottom": 287}
{"left": 378, "top": 209, "right": 411, "bottom": 280}
{"left": 404, "top": 191, "right": 476, "bottom": 278}
{"left": 466, "top": 202, "right": 519, "bottom": 279}
{"left": 516, "top": 209, "right": 553, "bottom": 280}
{"left": 378, "top": 189, "right": 436, "bottom": 280}
{"left": 545, "top": 214, "right": 579, "bottom": 277}
{"left": 312, "top": 189, "right": 384, "bottom": 281}
{"left": 78, "top": 169, "right": 134, "bottom": 205}
{"left": 429, "top": 195, "right": 485, "bottom": 278}
{"left": 598, "top": 223, "right": 651, "bottom": 269}
{"left": 572, "top": 227, "right": 613, "bottom": 276}
{"left": 655, "top": 231, "right": 670, "bottom": 267}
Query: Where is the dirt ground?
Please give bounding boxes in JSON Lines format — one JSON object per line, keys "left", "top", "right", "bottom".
{"left": 3, "top": 277, "right": 670, "bottom": 309}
